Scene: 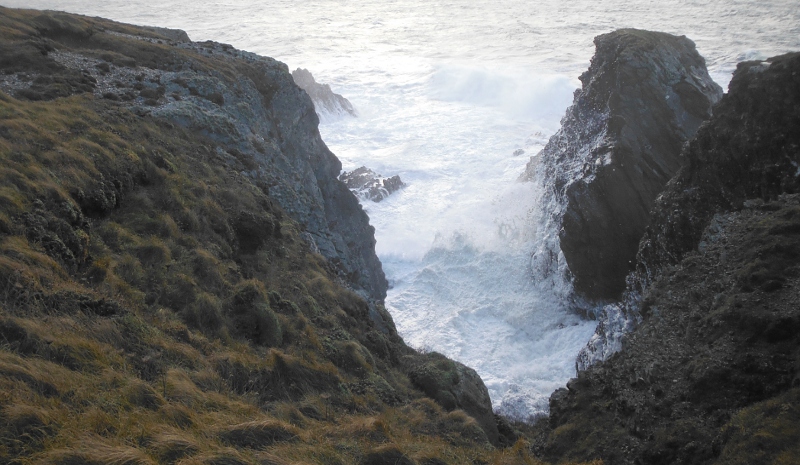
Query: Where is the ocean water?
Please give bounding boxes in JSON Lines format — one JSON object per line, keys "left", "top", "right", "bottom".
{"left": 8, "top": 0, "right": 799, "bottom": 421}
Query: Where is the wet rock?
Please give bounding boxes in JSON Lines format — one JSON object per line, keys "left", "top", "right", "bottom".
{"left": 522, "top": 29, "right": 722, "bottom": 300}
{"left": 339, "top": 166, "right": 405, "bottom": 202}
{"left": 291, "top": 68, "right": 356, "bottom": 118}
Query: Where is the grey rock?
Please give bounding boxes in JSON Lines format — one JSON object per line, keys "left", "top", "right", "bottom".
{"left": 522, "top": 29, "right": 722, "bottom": 301}
{"left": 637, "top": 52, "right": 800, "bottom": 283}
{"left": 291, "top": 68, "right": 357, "bottom": 118}
{"left": 452, "top": 361, "right": 501, "bottom": 446}
{"left": 547, "top": 52, "right": 800, "bottom": 465}
{"left": 339, "top": 166, "right": 406, "bottom": 202}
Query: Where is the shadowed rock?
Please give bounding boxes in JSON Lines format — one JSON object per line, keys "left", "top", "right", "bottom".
{"left": 523, "top": 29, "right": 722, "bottom": 301}
{"left": 544, "top": 52, "right": 800, "bottom": 465}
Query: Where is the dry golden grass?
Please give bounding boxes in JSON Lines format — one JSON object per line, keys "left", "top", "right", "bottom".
{"left": 0, "top": 8, "right": 616, "bottom": 465}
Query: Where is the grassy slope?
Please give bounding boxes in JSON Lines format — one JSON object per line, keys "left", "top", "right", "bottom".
{"left": 0, "top": 7, "right": 587, "bottom": 465}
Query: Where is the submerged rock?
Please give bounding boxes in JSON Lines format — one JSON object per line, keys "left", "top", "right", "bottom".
{"left": 339, "top": 166, "right": 405, "bottom": 202}
{"left": 291, "top": 68, "right": 357, "bottom": 119}
{"left": 544, "top": 52, "right": 800, "bottom": 465}
{"left": 523, "top": 29, "right": 722, "bottom": 301}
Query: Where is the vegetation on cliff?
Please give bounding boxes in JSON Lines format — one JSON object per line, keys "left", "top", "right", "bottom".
{"left": 0, "top": 7, "right": 599, "bottom": 465}
{"left": 4, "top": 5, "right": 796, "bottom": 465}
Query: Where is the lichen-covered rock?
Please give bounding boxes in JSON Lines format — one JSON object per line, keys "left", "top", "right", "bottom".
{"left": 339, "top": 166, "right": 405, "bottom": 202}
{"left": 522, "top": 29, "right": 721, "bottom": 301}
{"left": 291, "top": 68, "right": 356, "bottom": 119}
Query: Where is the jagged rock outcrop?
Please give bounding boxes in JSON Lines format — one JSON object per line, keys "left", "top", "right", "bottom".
{"left": 540, "top": 52, "right": 800, "bottom": 465}
{"left": 0, "top": 11, "right": 387, "bottom": 302}
{"left": 637, "top": 52, "right": 800, "bottom": 284}
{"left": 339, "top": 166, "right": 405, "bottom": 202}
{"left": 522, "top": 29, "right": 722, "bottom": 301}
{"left": 291, "top": 67, "right": 357, "bottom": 118}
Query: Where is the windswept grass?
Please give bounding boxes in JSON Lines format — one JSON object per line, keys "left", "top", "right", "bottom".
{"left": 0, "top": 7, "right": 612, "bottom": 465}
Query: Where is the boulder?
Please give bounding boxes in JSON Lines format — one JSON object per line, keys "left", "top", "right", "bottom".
{"left": 522, "top": 29, "right": 722, "bottom": 300}
{"left": 405, "top": 352, "right": 500, "bottom": 445}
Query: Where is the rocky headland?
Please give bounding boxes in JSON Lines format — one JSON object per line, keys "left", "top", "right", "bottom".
{"left": 534, "top": 49, "right": 800, "bottom": 465}
{"left": 1, "top": 5, "right": 798, "bottom": 465}
{"left": 0, "top": 11, "right": 384, "bottom": 304}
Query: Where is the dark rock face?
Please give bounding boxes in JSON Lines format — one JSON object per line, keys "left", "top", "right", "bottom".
{"left": 523, "top": 29, "right": 721, "bottom": 300}
{"left": 541, "top": 52, "right": 800, "bottom": 465}
{"left": 291, "top": 68, "right": 357, "bottom": 118}
{"left": 339, "top": 166, "right": 406, "bottom": 202}
{"left": 637, "top": 52, "right": 800, "bottom": 284}
{"left": 156, "top": 51, "right": 385, "bottom": 301}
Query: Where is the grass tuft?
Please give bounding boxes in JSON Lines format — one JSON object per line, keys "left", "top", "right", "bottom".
{"left": 219, "top": 420, "right": 302, "bottom": 449}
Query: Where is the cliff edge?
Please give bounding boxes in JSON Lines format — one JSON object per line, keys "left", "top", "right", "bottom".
{"left": 0, "top": 8, "right": 386, "bottom": 303}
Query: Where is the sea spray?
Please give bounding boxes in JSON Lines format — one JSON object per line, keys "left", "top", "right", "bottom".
{"left": 16, "top": 0, "right": 800, "bottom": 421}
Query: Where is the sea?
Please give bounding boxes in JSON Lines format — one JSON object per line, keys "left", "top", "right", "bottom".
{"left": 6, "top": 0, "right": 799, "bottom": 421}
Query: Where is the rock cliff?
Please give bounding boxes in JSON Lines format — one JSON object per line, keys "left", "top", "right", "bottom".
{"left": 540, "top": 52, "right": 800, "bottom": 465}
{"left": 0, "top": 10, "right": 386, "bottom": 303}
{"left": 522, "top": 29, "right": 721, "bottom": 301}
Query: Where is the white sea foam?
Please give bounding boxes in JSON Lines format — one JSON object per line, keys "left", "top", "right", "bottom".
{"left": 13, "top": 0, "right": 800, "bottom": 419}
{"left": 429, "top": 65, "right": 575, "bottom": 119}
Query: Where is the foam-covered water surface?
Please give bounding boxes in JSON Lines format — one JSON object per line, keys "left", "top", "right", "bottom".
{"left": 10, "top": 0, "right": 799, "bottom": 420}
